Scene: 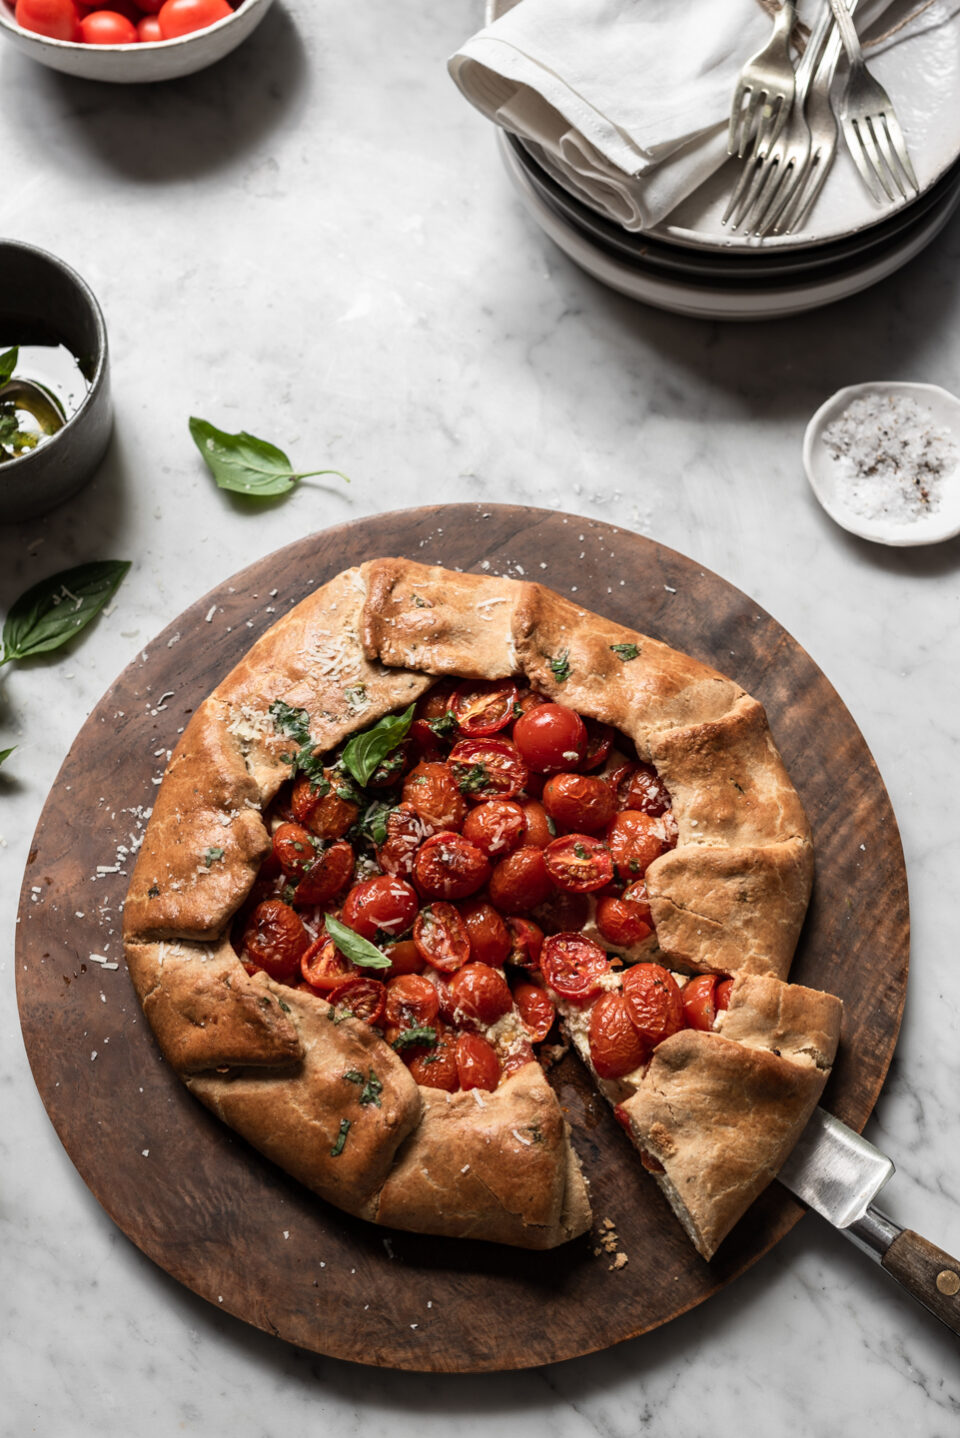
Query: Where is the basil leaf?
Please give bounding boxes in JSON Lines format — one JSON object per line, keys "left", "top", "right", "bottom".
{"left": 341, "top": 703, "right": 415, "bottom": 787}
{"left": 330, "top": 1118, "right": 351, "bottom": 1157}
{"left": 0, "top": 746, "right": 15, "bottom": 769}
{"left": 0, "top": 348, "right": 17, "bottom": 387}
{"left": 189, "top": 416, "right": 349, "bottom": 498}
{"left": 1, "top": 560, "right": 130, "bottom": 665}
{"left": 392, "top": 1025, "right": 438, "bottom": 1051}
{"left": 324, "top": 914, "right": 391, "bottom": 970}
{"left": 549, "top": 650, "right": 571, "bottom": 684}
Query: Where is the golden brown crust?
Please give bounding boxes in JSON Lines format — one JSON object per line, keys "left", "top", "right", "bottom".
{"left": 123, "top": 555, "right": 837, "bottom": 1256}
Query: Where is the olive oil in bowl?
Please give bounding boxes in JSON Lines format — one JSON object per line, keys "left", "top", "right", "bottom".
{"left": 0, "top": 341, "right": 91, "bottom": 463}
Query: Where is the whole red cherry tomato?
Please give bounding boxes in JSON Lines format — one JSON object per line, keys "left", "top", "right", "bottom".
{"left": 448, "top": 736, "right": 528, "bottom": 801}
{"left": 606, "top": 810, "right": 666, "bottom": 881}
{"left": 157, "top": 0, "right": 232, "bottom": 39}
{"left": 404, "top": 1023, "right": 459, "bottom": 1091}
{"left": 682, "top": 972, "right": 734, "bottom": 1030}
{"left": 375, "top": 804, "right": 431, "bottom": 880}
{"left": 513, "top": 982, "right": 556, "bottom": 1042}
{"left": 501, "top": 1040, "right": 536, "bottom": 1078}
{"left": 625, "top": 762, "right": 672, "bottom": 816}
{"left": 241, "top": 899, "right": 309, "bottom": 983}
{"left": 539, "top": 932, "right": 610, "bottom": 1006}
{"left": 341, "top": 875, "right": 418, "bottom": 941}
{"left": 455, "top": 1032, "right": 501, "bottom": 1091}
{"left": 543, "top": 833, "right": 614, "bottom": 892}
{"left": 512, "top": 703, "right": 587, "bottom": 774}
{"left": 716, "top": 977, "right": 734, "bottom": 1011}
{"left": 326, "top": 976, "right": 386, "bottom": 1026}
{"left": 449, "top": 961, "right": 513, "bottom": 1027}
{"left": 415, "top": 679, "right": 458, "bottom": 721}
{"left": 588, "top": 992, "right": 649, "bottom": 1079}
{"left": 450, "top": 679, "right": 518, "bottom": 738}
{"left": 621, "top": 963, "right": 685, "bottom": 1048}
{"left": 542, "top": 773, "right": 616, "bottom": 834}
{"left": 291, "top": 772, "right": 358, "bottom": 839}
{"left": 413, "top": 902, "right": 471, "bottom": 973}
{"left": 402, "top": 762, "right": 468, "bottom": 831}
{"left": 413, "top": 832, "right": 491, "bottom": 901}
{"left": 462, "top": 798, "right": 526, "bottom": 858}
{"left": 488, "top": 845, "right": 554, "bottom": 912}
{"left": 384, "top": 973, "right": 439, "bottom": 1030}
{"left": 136, "top": 12, "right": 161, "bottom": 37}
{"left": 15, "top": 0, "right": 81, "bottom": 37}
{"left": 272, "top": 821, "right": 320, "bottom": 879}
{"left": 458, "top": 897, "right": 511, "bottom": 967}
{"left": 595, "top": 882, "right": 654, "bottom": 948}
{"left": 382, "top": 938, "right": 424, "bottom": 979}
{"left": 292, "top": 839, "right": 354, "bottom": 906}
{"left": 519, "top": 798, "right": 553, "bottom": 847}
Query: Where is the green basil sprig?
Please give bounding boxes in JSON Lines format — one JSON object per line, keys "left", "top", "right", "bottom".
{"left": 341, "top": 703, "right": 415, "bottom": 787}
{"left": 189, "top": 417, "right": 350, "bottom": 498}
{"left": 1, "top": 561, "right": 130, "bottom": 666}
{"left": 324, "top": 914, "right": 391, "bottom": 970}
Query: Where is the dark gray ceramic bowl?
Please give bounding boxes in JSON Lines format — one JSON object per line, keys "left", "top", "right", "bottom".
{"left": 0, "top": 241, "right": 111, "bottom": 524}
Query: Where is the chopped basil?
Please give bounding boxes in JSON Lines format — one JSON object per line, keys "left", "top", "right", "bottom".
{"left": 278, "top": 998, "right": 291, "bottom": 1013}
{"left": 452, "top": 760, "right": 489, "bottom": 796}
{"left": 411, "top": 594, "right": 427, "bottom": 607}
{"left": 392, "top": 1025, "right": 438, "bottom": 1051}
{"left": 269, "top": 699, "right": 311, "bottom": 744}
{"left": 341, "top": 703, "right": 415, "bottom": 787}
{"left": 343, "top": 1068, "right": 383, "bottom": 1107}
{"left": 203, "top": 846, "right": 225, "bottom": 866}
{"left": 548, "top": 650, "right": 571, "bottom": 684}
{"left": 610, "top": 643, "right": 640, "bottom": 662}
{"left": 330, "top": 1118, "right": 351, "bottom": 1157}
{"left": 426, "top": 710, "right": 459, "bottom": 740}
{"left": 357, "top": 799, "right": 392, "bottom": 848}
{"left": 324, "top": 914, "right": 391, "bottom": 970}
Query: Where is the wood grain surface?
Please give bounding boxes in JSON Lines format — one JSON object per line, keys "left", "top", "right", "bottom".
{"left": 15, "top": 504, "right": 909, "bottom": 1372}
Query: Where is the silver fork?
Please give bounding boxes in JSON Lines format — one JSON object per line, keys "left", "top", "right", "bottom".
{"left": 772, "top": 23, "right": 846, "bottom": 234}
{"left": 723, "top": 0, "right": 837, "bottom": 232}
{"left": 727, "top": 1, "right": 797, "bottom": 160}
{"left": 827, "top": 0, "right": 919, "bottom": 202}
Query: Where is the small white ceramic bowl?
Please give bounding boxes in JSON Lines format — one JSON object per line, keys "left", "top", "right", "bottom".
{"left": 803, "top": 381, "right": 960, "bottom": 548}
{"left": 0, "top": 0, "right": 273, "bottom": 83}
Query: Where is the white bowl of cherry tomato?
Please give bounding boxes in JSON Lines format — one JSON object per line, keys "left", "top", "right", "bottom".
{"left": 0, "top": 0, "right": 273, "bottom": 82}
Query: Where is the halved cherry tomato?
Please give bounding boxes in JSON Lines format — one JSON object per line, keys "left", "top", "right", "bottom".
{"left": 366, "top": 740, "right": 414, "bottom": 789}
{"left": 382, "top": 938, "right": 424, "bottom": 979}
{"left": 241, "top": 899, "right": 309, "bottom": 982}
{"left": 80, "top": 8, "right": 138, "bottom": 40}
{"left": 376, "top": 804, "right": 431, "bottom": 880}
{"left": 413, "top": 902, "right": 471, "bottom": 973}
{"left": 326, "top": 976, "right": 386, "bottom": 1026}
{"left": 512, "top": 703, "right": 587, "bottom": 774}
{"left": 449, "top": 961, "right": 513, "bottom": 1026}
{"left": 404, "top": 1023, "right": 459, "bottom": 1090}
{"left": 450, "top": 679, "right": 519, "bottom": 738}
{"left": 14, "top": 0, "right": 81, "bottom": 40}
{"left": 293, "top": 840, "right": 354, "bottom": 907}
{"left": 341, "top": 875, "right": 418, "bottom": 941}
{"left": 543, "top": 833, "right": 614, "bottom": 893}
{"left": 606, "top": 810, "right": 666, "bottom": 881}
{"left": 384, "top": 973, "right": 439, "bottom": 1029}
{"left": 455, "top": 1031, "right": 501, "bottom": 1091}
{"left": 462, "top": 799, "right": 526, "bottom": 858}
{"left": 291, "top": 772, "right": 359, "bottom": 839}
{"left": 540, "top": 932, "right": 610, "bottom": 1005}
{"left": 415, "top": 679, "right": 458, "bottom": 721}
{"left": 501, "top": 1041, "right": 536, "bottom": 1078}
{"left": 156, "top": 0, "right": 232, "bottom": 39}
{"left": 582, "top": 719, "right": 615, "bottom": 771}
{"left": 519, "top": 798, "right": 553, "bottom": 848}
{"left": 402, "top": 762, "right": 468, "bottom": 831}
{"left": 542, "top": 774, "right": 616, "bottom": 835}
{"left": 448, "top": 736, "right": 528, "bottom": 801}
{"left": 625, "top": 762, "right": 671, "bottom": 817}
{"left": 513, "top": 685, "right": 549, "bottom": 718}
{"left": 300, "top": 935, "right": 354, "bottom": 990}
{"left": 458, "top": 898, "right": 511, "bottom": 967}
{"left": 588, "top": 991, "right": 649, "bottom": 1079}
{"left": 513, "top": 982, "right": 556, "bottom": 1042}
{"left": 621, "top": 963, "right": 685, "bottom": 1048}
{"left": 488, "top": 845, "right": 554, "bottom": 912}
{"left": 505, "top": 915, "right": 544, "bottom": 969}
{"left": 413, "top": 832, "right": 491, "bottom": 901}
{"left": 595, "top": 882, "right": 654, "bottom": 948}
{"left": 681, "top": 973, "right": 720, "bottom": 1031}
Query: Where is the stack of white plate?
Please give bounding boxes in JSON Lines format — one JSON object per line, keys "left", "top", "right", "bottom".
{"left": 491, "top": 2, "right": 960, "bottom": 319}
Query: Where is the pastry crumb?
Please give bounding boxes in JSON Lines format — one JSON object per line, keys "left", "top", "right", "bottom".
{"left": 609, "top": 1252, "right": 629, "bottom": 1271}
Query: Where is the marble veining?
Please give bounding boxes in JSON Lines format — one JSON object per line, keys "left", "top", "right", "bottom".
{"left": 2, "top": 0, "right": 960, "bottom": 1433}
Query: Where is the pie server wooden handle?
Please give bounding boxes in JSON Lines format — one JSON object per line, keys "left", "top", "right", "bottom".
{"left": 846, "top": 1206, "right": 960, "bottom": 1336}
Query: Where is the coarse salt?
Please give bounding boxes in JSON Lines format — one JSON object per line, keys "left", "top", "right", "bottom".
{"left": 822, "top": 393, "right": 956, "bottom": 522}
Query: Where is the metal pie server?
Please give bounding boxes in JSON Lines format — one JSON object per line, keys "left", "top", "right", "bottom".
{"left": 777, "top": 1107, "right": 960, "bottom": 1335}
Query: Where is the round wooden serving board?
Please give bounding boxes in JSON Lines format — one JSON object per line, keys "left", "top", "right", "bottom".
{"left": 16, "top": 505, "right": 909, "bottom": 1372}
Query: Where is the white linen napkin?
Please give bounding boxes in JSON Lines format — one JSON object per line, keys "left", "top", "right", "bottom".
{"left": 449, "top": 0, "right": 960, "bottom": 231}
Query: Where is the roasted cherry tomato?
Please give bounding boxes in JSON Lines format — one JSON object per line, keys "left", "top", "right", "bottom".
{"left": 716, "top": 977, "right": 734, "bottom": 1011}
{"left": 404, "top": 1023, "right": 459, "bottom": 1091}
{"left": 681, "top": 972, "right": 733, "bottom": 1030}
{"left": 415, "top": 679, "right": 458, "bottom": 721}
{"left": 512, "top": 703, "right": 587, "bottom": 774}
{"left": 326, "top": 976, "right": 386, "bottom": 1026}
{"left": 542, "top": 774, "right": 616, "bottom": 835}
{"left": 501, "top": 1041, "right": 537, "bottom": 1078}
{"left": 513, "top": 982, "right": 556, "bottom": 1042}
{"left": 455, "top": 1031, "right": 501, "bottom": 1091}
{"left": 621, "top": 963, "right": 685, "bottom": 1048}
{"left": 366, "top": 740, "right": 414, "bottom": 789}
{"left": 519, "top": 798, "right": 553, "bottom": 847}
{"left": 588, "top": 991, "right": 649, "bottom": 1079}
{"left": 413, "top": 902, "right": 471, "bottom": 973}
{"left": 448, "top": 736, "right": 528, "bottom": 801}
{"left": 539, "top": 932, "right": 610, "bottom": 1005}
{"left": 241, "top": 899, "right": 309, "bottom": 983}
{"left": 606, "top": 810, "right": 666, "bottom": 881}
{"left": 272, "top": 821, "right": 319, "bottom": 878}
{"left": 458, "top": 897, "right": 511, "bottom": 967}
{"left": 382, "top": 938, "right": 424, "bottom": 979}
{"left": 543, "top": 833, "right": 614, "bottom": 893}
{"left": 449, "top": 961, "right": 513, "bottom": 1027}
{"left": 450, "top": 678, "right": 519, "bottom": 738}
{"left": 384, "top": 973, "right": 439, "bottom": 1029}
{"left": 462, "top": 798, "right": 526, "bottom": 858}
{"left": 505, "top": 915, "right": 544, "bottom": 969}
{"left": 413, "top": 832, "right": 491, "bottom": 901}
{"left": 80, "top": 8, "right": 138, "bottom": 40}
{"left": 408, "top": 717, "right": 448, "bottom": 764}
{"left": 14, "top": 0, "right": 81, "bottom": 40}
{"left": 300, "top": 936, "right": 354, "bottom": 990}
{"left": 292, "top": 839, "right": 354, "bottom": 906}
{"left": 582, "top": 718, "right": 615, "bottom": 771}
{"left": 156, "top": 0, "right": 232, "bottom": 39}
{"left": 402, "top": 761, "right": 468, "bottom": 831}
{"left": 595, "top": 881, "right": 654, "bottom": 948}
{"left": 375, "top": 804, "right": 431, "bottom": 880}
{"left": 341, "top": 875, "right": 418, "bottom": 941}
{"left": 291, "top": 771, "right": 359, "bottom": 840}
{"left": 536, "top": 889, "right": 590, "bottom": 934}
{"left": 625, "top": 762, "right": 672, "bottom": 817}
{"left": 513, "top": 685, "right": 549, "bottom": 718}
{"left": 488, "top": 845, "right": 554, "bottom": 912}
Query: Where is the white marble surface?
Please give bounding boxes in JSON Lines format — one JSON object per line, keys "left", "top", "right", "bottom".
{"left": 2, "top": 1, "right": 960, "bottom": 1433}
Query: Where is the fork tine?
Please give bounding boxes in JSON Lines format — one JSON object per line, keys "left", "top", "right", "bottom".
{"left": 777, "top": 152, "right": 825, "bottom": 233}
{"left": 738, "top": 86, "right": 767, "bottom": 158}
{"left": 844, "top": 118, "right": 887, "bottom": 203}
{"left": 741, "top": 155, "right": 786, "bottom": 234}
{"left": 881, "top": 110, "right": 919, "bottom": 193}
{"left": 871, "top": 116, "right": 907, "bottom": 200}
{"left": 755, "top": 156, "right": 803, "bottom": 236}
{"left": 859, "top": 116, "right": 896, "bottom": 201}
{"left": 721, "top": 151, "right": 760, "bottom": 226}
{"left": 727, "top": 81, "right": 749, "bottom": 155}
{"left": 726, "top": 149, "right": 774, "bottom": 230}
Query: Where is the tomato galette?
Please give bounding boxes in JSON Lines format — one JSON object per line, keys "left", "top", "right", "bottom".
{"left": 123, "top": 558, "right": 842, "bottom": 1260}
